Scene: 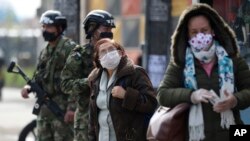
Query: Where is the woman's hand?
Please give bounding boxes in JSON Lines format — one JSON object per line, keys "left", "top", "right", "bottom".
{"left": 191, "top": 88, "right": 213, "bottom": 104}
{"left": 213, "top": 90, "right": 237, "bottom": 113}
{"left": 111, "top": 86, "right": 126, "bottom": 99}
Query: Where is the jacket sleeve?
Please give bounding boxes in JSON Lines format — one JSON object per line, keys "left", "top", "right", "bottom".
{"left": 88, "top": 104, "right": 97, "bottom": 141}
{"left": 62, "top": 41, "right": 78, "bottom": 111}
{"left": 122, "top": 66, "right": 158, "bottom": 113}
{"left": 60, "top": 48, "right": 91, "bottom": 95}
{"left": 233, "top": 57, "right": 250, "bottom": 110}
{"left": 88, "top": 79, "right": 97, "bottom": 141}
{"left": 157, "top": 62, "right": 193, "bottom": 107}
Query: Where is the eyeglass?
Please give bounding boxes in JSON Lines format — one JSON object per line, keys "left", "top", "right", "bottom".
{"left": 99, "top": 46, "right": 117, "bottom": 58}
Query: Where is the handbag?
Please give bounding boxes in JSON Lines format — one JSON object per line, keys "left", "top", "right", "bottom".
{"left": 147, "top": 103, "right": 190, "bottom": 141}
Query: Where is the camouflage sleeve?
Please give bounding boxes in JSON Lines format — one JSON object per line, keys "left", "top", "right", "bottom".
{"left": 62, "top": 39, "right": 78, "bottom": 111}
{"left": 60, "top": 47, "right": 91, "bottom": 96}
{"left": 32, "top": 49, "right": 45, "bottom": 83}
{"left": 66, "top": 98, "right": 77, "bottom": 111}
{"left": 64, "top": 39, "right": 77, "bottom": 56}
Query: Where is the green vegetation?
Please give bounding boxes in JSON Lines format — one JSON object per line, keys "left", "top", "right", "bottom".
{"left": 4, "top": 66, "right": 35, "bottom": 88}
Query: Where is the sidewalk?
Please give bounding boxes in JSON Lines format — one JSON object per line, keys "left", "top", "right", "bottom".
{"left": 0, "top": 87, "right": 36, "bottom": 141}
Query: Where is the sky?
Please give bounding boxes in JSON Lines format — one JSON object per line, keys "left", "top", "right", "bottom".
{"left": 3, "top": 0, "right": 41, "bottom": 20}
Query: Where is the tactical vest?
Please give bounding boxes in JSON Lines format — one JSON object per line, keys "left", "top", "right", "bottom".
{"left": 34, "top": 37, "right": 75, "bottom": 96}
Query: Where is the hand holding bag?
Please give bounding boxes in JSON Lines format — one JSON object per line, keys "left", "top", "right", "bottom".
{"left": 147, "top": 103, "right": 190, "bottom": 141}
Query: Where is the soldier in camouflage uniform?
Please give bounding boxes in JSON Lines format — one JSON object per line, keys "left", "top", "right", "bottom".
{"left": 60, "top": 10, "right": 116, "bottom": 141}
{"left": 21, "top": 10, "right": 77, "bottom": 141}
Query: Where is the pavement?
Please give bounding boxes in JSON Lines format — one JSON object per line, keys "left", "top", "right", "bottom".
{"left": 0, "top": 87, "right": 36, "bottom": 141}
{"left": 1, "top": 87, "right": 249, "bottom": 141}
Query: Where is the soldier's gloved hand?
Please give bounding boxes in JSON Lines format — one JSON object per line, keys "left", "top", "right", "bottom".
{"left": 64, "top": 110, "right": 75, "bottom": 123}
{"left": 191, "top": 88, "right": 213, "bottom": 104}
{"left": 21, "top": 85, "right": 31, "bottom": 99}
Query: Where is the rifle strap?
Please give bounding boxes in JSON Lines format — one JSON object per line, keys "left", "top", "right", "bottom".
{"left": 48, "top": 37, "right": 69, "bottom": 94}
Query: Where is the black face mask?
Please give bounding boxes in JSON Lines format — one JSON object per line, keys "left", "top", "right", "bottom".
{"left": 42, "top": 31, "right": 58, "bottom": 42}
{"left": 100, "top": 32, "right": 113, "bottom": 39}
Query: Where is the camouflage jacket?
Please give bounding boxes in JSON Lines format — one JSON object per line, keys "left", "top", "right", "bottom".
{"left": 61, "top": 43, "right": 94, "bottom": 111}
{"left": 33, "top": 36, "right": 77, "bottom": 115}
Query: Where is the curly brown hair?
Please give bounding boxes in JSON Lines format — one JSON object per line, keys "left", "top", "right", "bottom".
{"left": 94, "top": 38, "right": 126, "bottom": 68}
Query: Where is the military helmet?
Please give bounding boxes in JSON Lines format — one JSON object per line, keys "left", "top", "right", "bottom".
{"left": 83, "top": 10, "right": 116, "bottom": 39}
{"left": 40, "top": 10, "right": 67, "bottom": 32}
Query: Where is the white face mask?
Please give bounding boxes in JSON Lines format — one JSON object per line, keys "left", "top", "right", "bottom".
{"left": 100, "top": 50, "right": 121, "bottom": 69}
{"left": 189, "top": 33, "right": 213, "bottom": 52}
{"left": 189, "top": 33, "right": 215, "bottom": 63}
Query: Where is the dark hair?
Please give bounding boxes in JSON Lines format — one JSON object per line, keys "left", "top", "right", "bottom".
{"left": 171, "top": 3, "right": 238, "bottom": 66}
{"left": 181, "top": 7, "right": 229, "bottom": 48}
{"left": 185, "top": 13, "right": 215, "bottom": 40}
{"left": 93, "top": 38, "right": 125, "bottom": 68}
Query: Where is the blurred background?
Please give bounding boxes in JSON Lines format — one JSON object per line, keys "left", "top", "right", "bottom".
{"left": 1, "top": 0, "right": 250, "bottom": 140}
{"left": 2, "top": 0, "right": 250, "bottom": 89}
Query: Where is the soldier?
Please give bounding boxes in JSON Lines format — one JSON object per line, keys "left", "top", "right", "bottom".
{"left": 21, "top": 10, "right": 76, "bottom": 141}
{"left": 60, "top": 10, "right": 116, "bottom": 141}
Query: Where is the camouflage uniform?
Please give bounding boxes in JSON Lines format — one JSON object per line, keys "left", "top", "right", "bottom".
{"left": 61, "top": 44, "right": 94, "bottom": 141}
{"left": 33, "top": 36, "right": 77, "bottom": 141}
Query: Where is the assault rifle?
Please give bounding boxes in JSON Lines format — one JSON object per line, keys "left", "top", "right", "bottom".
{"left": 7, "top": 61, "right": 73, "bottom": 134}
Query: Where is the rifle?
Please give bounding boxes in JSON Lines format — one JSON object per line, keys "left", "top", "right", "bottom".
{"left": 7, "top": 61, "right": 73, "bottom": 134}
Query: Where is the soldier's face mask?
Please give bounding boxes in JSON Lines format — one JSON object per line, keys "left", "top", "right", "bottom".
{"left": 96, "top": 25, "right": 113, "bottom": 39}
{"left": 42, "top": 30, "right": 58, "bottom": 42}
{"left": 100, "top": 32, "right": 113, "bottom": 39}
{"left": 95, "top": 29, "right": 113, "bottom": 39}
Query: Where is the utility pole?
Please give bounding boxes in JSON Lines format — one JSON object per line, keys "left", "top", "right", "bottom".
{"left": 54, "top": 0, "right": 80, "bottom": 43}
{"left": 144, "top": 0, "right": 171, "bottom": 89}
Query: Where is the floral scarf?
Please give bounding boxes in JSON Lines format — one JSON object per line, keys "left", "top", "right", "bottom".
{"left": 184, "top": 41, "right": 235, "bottom": 141}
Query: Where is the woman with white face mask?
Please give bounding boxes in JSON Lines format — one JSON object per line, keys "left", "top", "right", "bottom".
{"left": 88, "top": 38, "right": 157, "bottom": 141}
{"left": 157, "top": 3, "right": 250, "bottom": 141}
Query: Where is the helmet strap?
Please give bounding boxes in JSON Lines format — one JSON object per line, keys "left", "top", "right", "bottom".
{"left": 56, "top": 26, "right": 63, "bottom": 35}
{"left": 86, "top": 23, "right": 100, "bottom": 39}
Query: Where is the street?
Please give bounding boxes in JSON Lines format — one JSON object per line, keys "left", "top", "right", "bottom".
{"left": 0, "top": 87, "right": 36, "bottom": 141}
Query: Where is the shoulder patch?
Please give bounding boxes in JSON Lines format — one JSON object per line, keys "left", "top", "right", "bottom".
{"left": 63, "top": 39, "right": 76, "bottom": 50}
{"left": 73, "top": 45, "right": 89, "bottom": 54}
{"left": 72, "top": 52, "right": 82, "bottom": 60}
{"left": 73, "top": 45, "right": 83, "bottom": 51}
{"left": 69, "top": 40, "right": 76, "bottom": 45}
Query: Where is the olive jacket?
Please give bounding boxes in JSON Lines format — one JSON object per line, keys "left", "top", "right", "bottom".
{"left": 157, "top": 4, "right": 250, "bottom": 141}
